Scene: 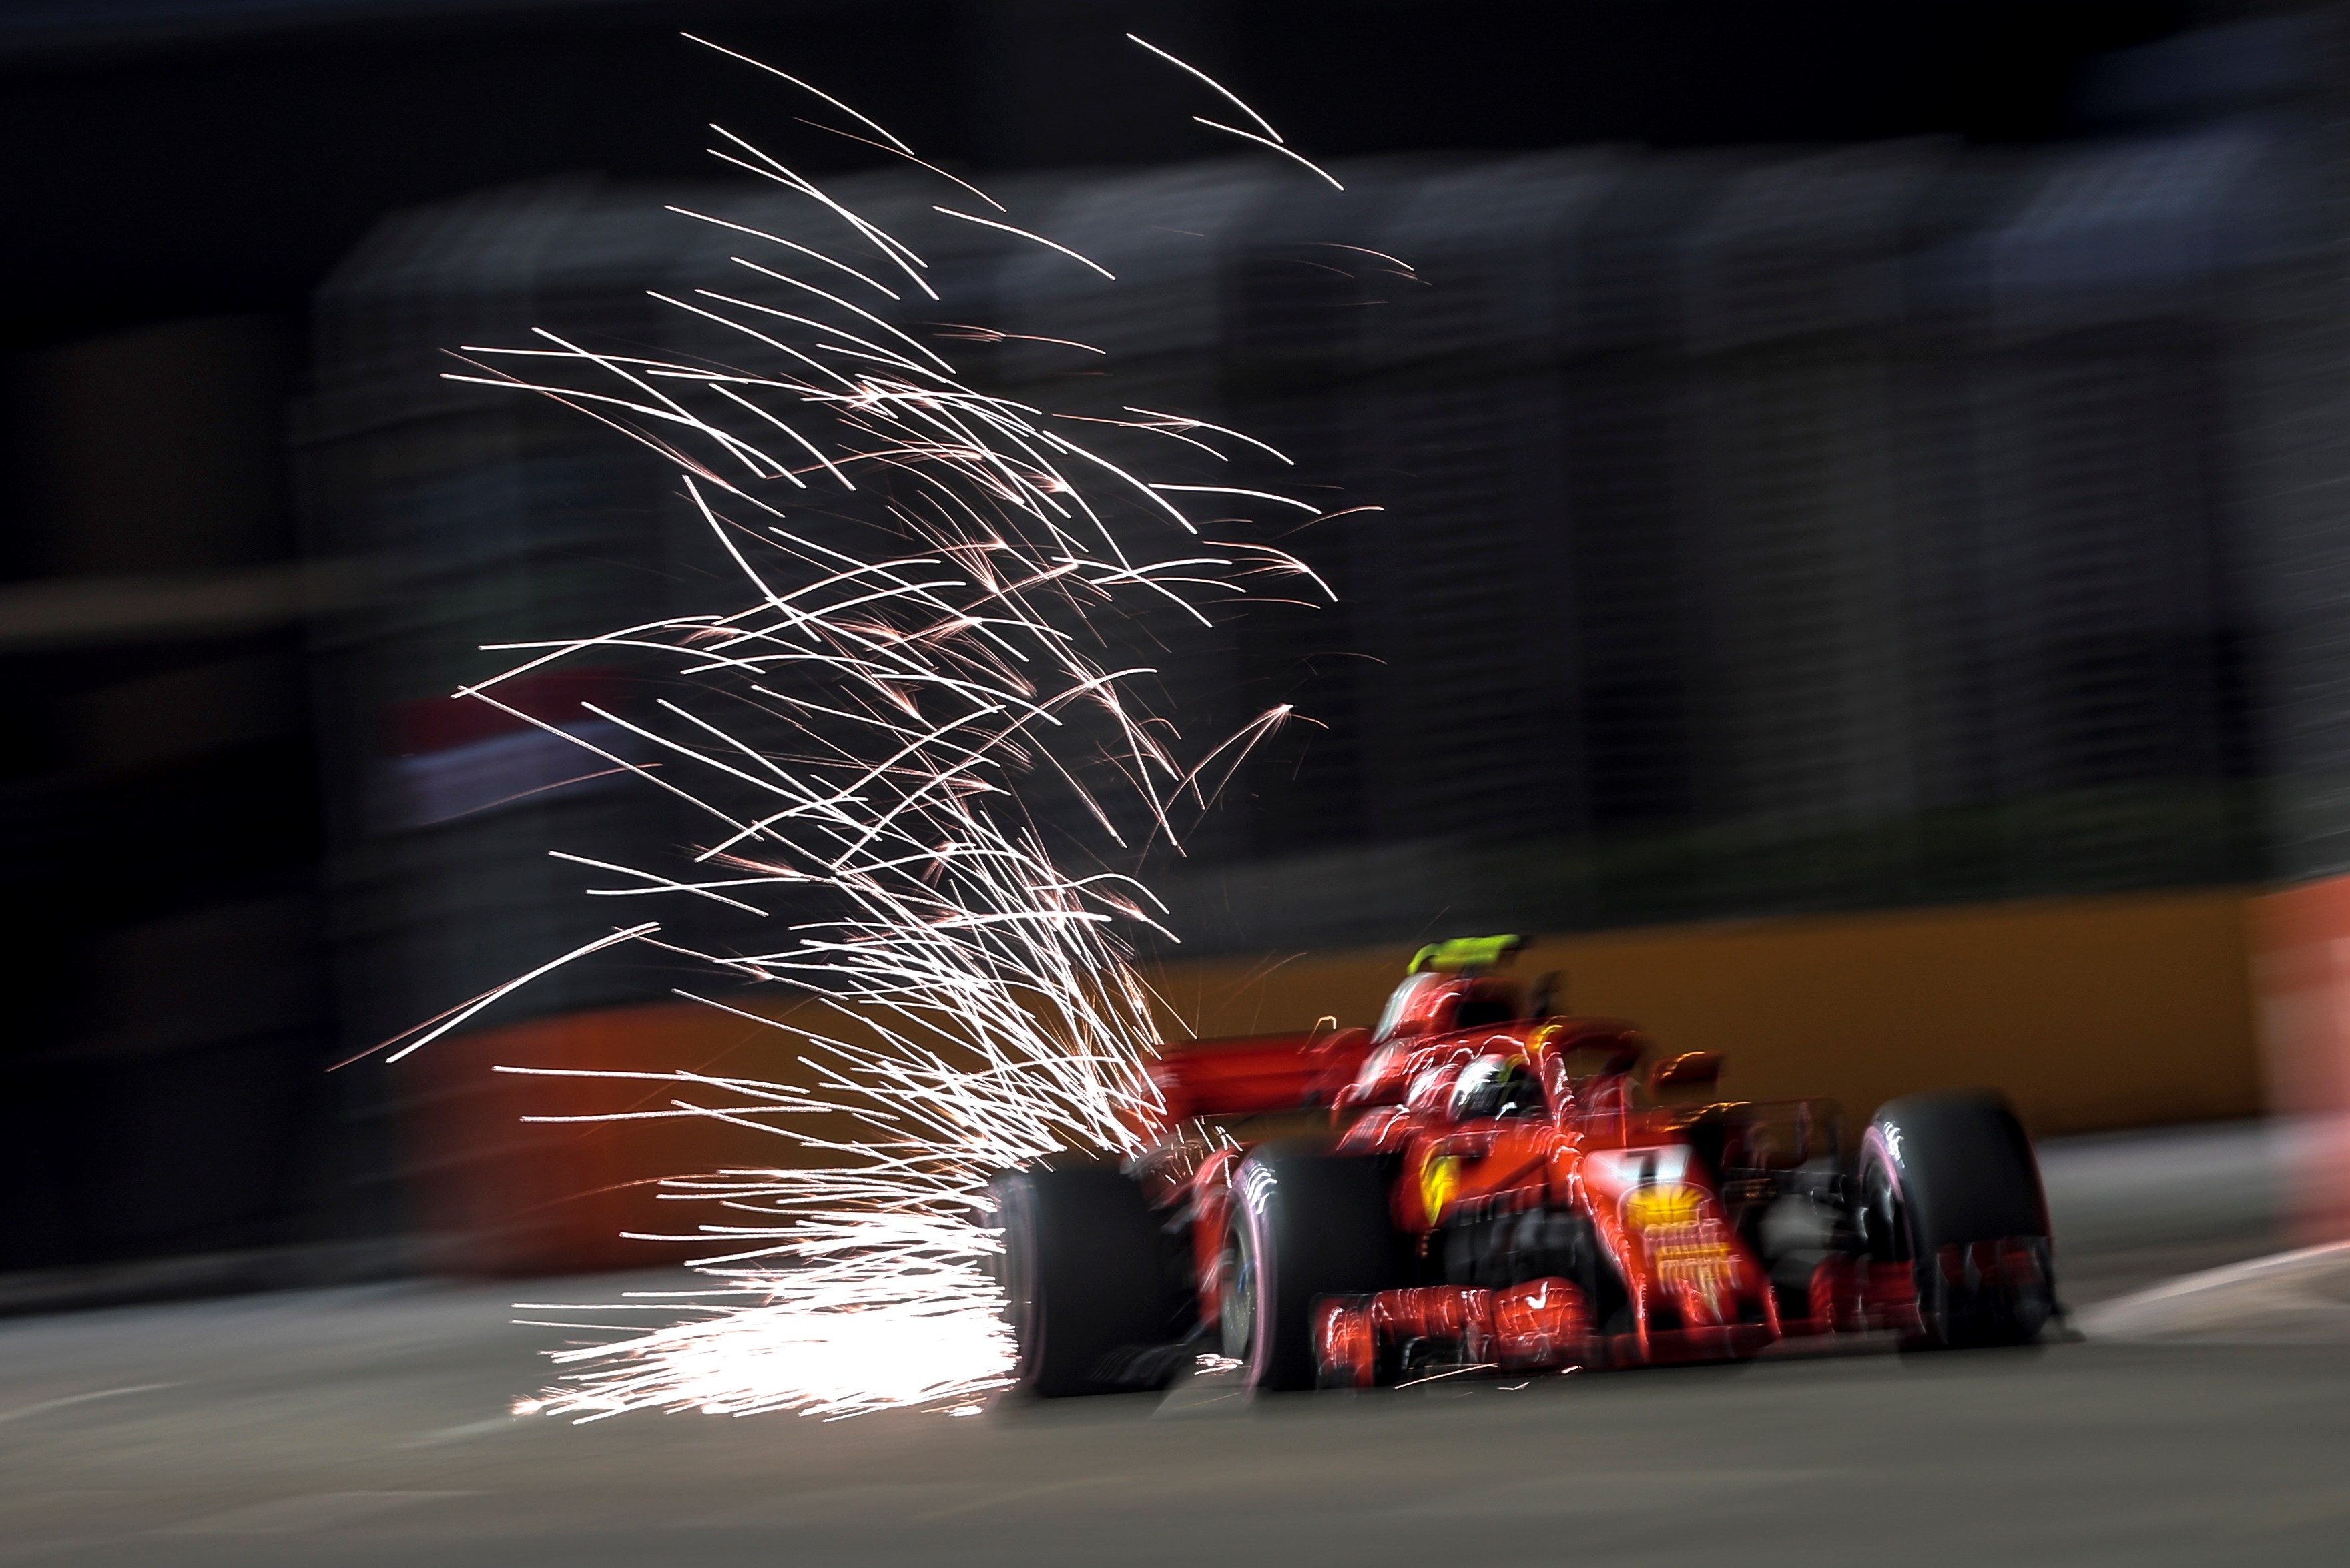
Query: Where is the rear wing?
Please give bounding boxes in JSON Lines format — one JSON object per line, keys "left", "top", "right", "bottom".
{"left": 1149, "top": 1028, "right": 1377, "bottom": 1120}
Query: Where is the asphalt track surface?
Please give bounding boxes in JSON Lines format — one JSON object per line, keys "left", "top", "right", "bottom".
{"left": 5, "top": 1122, "right": 2347, "bottom": 1567}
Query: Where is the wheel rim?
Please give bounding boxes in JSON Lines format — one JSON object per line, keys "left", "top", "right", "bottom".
{"left": 1861, "top": 1161, "right": 1910, "bottom": 1265}
{"left": 995, "top": 1188, "right": 1043, "bottom": 1379}
{"left": 1219, "top": 1228, "right": 1256, "bottom": 1365}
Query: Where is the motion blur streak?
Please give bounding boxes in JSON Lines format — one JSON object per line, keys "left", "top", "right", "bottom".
{"left": 417, "top": 42, "right": 1334, "bottom": 1419}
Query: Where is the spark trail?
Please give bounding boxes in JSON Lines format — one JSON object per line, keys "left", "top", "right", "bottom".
{"left": 418, "top": 44, "right": 1336, "bottom": 1419}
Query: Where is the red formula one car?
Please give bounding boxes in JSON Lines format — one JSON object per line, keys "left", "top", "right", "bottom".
{"left": 992, "top": 936, "right": 2058, "bottom": 1396}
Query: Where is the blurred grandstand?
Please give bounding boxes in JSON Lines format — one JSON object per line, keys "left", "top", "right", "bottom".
{"left": 5, "top": 1, "right": 2347, "bottom": 1288}
{"left": 309, "top": 125, "right": 2311, "bottom": 998}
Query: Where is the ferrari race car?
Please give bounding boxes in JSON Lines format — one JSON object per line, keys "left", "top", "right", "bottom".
{"left": 990, "top": 936, "right": 2059, "bottom": 1396}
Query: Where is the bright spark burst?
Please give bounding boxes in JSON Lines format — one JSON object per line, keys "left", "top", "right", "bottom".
{"left": 408, "top": 42, "right": 1340, "bottom": 1420}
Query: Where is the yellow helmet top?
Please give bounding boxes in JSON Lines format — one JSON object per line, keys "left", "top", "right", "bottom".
{"left": 1406, "top": 934, "right": 1522, "bottom": 975}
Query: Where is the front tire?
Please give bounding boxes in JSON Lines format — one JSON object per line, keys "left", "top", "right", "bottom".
{"left": 1223, "top": 1140, "right": 1408, "bottom": 1391}
{"left": 1861, "top": 1091, "right": 2056, "bottom": 1349}
{"left": 992, "top": 1162, "right": 1184, "bottom": 1397}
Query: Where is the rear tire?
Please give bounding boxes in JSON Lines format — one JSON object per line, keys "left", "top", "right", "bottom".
{"left": 1861, "top": 1091, "right": 2055, "bottom": 1349}
{"left": 992, "top": 1163, "right": 1183, "bottom": 1397}
{"left": 1223, "top": 1140, "right": 1408, "bottom": 1391}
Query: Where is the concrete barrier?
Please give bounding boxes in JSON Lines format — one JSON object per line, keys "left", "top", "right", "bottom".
{"left": 2248, "top": 877, "right": 2350, "bottom": 1242}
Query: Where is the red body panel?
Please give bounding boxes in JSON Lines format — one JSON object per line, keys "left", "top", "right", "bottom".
{"left": 1165, "top": 1004, "right": 1789, "bottom": 1369}
{"left": 1093, "top": 963, "right": 2050, "bottom": 1392}
{"left": 1315, "top": 1278, "right": 1593, "bottom": 1386}
{"left": 1149, "top": 1028, "right": 1376, "bottom": 1120}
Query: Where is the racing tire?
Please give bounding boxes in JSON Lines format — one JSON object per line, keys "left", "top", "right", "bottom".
{"left": 1861, "top": 1091, "right": 2056, "bottom": 1350}
{"left": 1222, "top": 1140, "right": 1409, "bottom": 1392}
{"left": 992, "top": 1162, "right": 1184, "bottom": 1397}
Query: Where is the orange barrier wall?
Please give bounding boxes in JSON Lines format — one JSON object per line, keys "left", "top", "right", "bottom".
{"left": 417, "top": 889, "right": 2264, "bottom": 1273}
{"left": 404, "top": 996, "right": 838, "bottom": 1274}
{"left": 1147, "top": 890, "right": 2264, "bottom": 1137}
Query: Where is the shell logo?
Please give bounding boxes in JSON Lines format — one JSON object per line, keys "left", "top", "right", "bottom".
{"left": 1420, "top": 1154, "right": 1462, "bottom": 1222}
{"left": 1621, "top": 1182, "right": 1705, "bottom": 1233}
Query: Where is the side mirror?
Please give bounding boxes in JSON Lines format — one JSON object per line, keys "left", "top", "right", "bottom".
{"left": 1648, "top": 1051, "right": 1723, "bottom": 1094}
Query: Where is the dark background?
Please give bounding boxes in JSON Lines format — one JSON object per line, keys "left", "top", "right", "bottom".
{"left": 0, "top": 0, "right": 2334, "bottom": 1284}
{"left": 0, "top": 1, "right": 2251, "bottom": 345}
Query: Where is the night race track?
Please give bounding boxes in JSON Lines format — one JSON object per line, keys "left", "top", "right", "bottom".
{"left": 5, "top": 1122, "right": 2345, "bottom": 1567}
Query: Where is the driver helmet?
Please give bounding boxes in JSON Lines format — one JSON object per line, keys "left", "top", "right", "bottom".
{"left": 1450, "top": 1053, "right": 1541, "bottom": 1120}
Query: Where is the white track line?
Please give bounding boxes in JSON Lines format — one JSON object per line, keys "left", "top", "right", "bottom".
{"left": 2078, "top": 1240, "right": 2350, "bottom": 1339}
{"left": 0, "top": 1382, "right": 181, "bottom": 1425}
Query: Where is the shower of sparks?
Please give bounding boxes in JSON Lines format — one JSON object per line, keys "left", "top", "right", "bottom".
{"left": 929, "top": 207, "right": 1119, "bottom": 279}
{"left": 1126, "top": 32, "right": 1343, "bottom": 189}
{"left": 414, "top": 42, "right": 1340, "bottom": 1420}
{"left": 1125, "top": 33, "right": 1287, "bottom": 144}
{"left": 683, "top": 33, "right": 919, "bottom": 156}
{"left": 1190, "top": 118, "right": 1346, "bottom": 191}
